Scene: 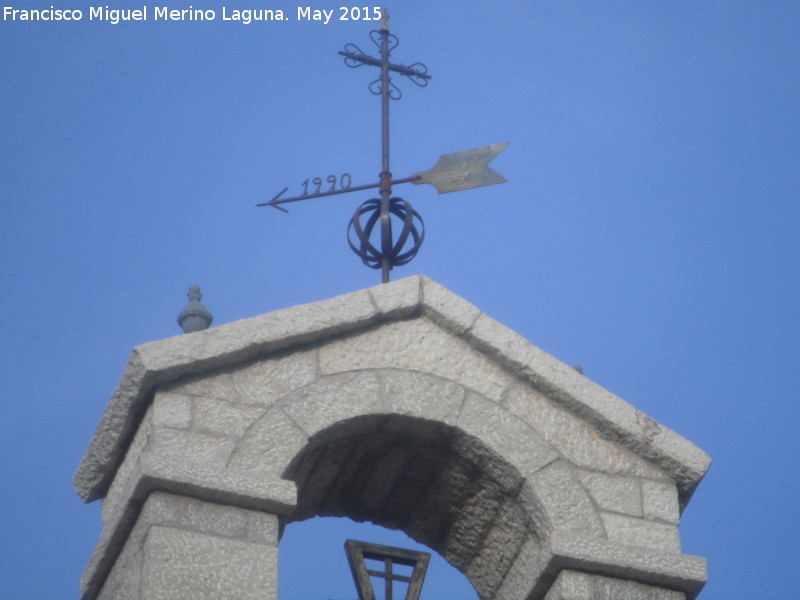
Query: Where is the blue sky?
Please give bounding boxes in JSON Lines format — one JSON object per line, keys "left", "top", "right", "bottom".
{"left": 1, "top": 1, "right": 799, "bottom": 598}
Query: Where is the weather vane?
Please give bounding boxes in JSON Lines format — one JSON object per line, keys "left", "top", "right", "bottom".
{"left": 259, "top": 8, "right": 509, "bottom": 283}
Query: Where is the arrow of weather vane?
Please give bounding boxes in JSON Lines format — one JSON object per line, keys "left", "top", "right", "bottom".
{"left": 260, "top": 143, "right": 508, "bottom": 210}
{"left": 259, "top": 9, "right": 509, "bottom": 283}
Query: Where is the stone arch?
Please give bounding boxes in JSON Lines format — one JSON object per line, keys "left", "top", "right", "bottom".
{"left": 225, "top": 366, "right": 607, "bottom": 537}
{"left": 283, "top": 413, "right": 542, "bottom": 600}
{"left": 223, "top": 366, "right": 604, "bottom": 599}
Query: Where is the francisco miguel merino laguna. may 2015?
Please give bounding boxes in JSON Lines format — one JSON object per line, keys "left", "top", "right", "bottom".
{"left": 3, "top": 5, "right": 383, "bottom": 24}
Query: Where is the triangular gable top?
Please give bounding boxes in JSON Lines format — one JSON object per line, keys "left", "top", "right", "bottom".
{"left": 73, "top": 275, "right": 710, "bottom": 505}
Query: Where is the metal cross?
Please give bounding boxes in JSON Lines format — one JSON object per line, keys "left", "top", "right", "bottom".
{"left": 339, "top": 9, "right": 429, "bottom": 283}
{"left": 259, "top": 9, "right": 509, "bottom": 283}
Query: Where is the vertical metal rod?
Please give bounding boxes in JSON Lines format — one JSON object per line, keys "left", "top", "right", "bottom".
{"left": 385, "top": 557, "right": 393, "bottom": 600}
{"left": 379, "top": 8, "right": 392, "bottom": 283}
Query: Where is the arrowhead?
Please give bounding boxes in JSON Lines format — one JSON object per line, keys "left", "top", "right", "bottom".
{"left": 257, "top": 187, "right": 289, "bottom": 212}
{"left": 412, "top": 143, "right": 509, "bottom": 194}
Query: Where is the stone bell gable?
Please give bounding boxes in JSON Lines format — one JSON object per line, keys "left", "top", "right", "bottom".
{"left": 74, "top": 275, "right": 710, "bottom": 600}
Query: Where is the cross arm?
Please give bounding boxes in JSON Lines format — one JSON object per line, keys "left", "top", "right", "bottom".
{"left": 338, "top": 49, "right": 431, "bottom": 82}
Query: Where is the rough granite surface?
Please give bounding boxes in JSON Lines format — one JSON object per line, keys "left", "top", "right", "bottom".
{"left": 95, "top": 492, "right": 279, "bottom": 600}
{"left": 544, "top": 570, "right": 686, "bottom": 600}
{"left": 74, "top": 276, "right": 710, "bottom": 505}
{"left": 76, "top": 276, "right": 710, "bottom": 600}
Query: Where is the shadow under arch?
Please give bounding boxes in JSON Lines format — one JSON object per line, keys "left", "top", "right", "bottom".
{"left": 283, "top": 414, "right": 550, "bottom": 600}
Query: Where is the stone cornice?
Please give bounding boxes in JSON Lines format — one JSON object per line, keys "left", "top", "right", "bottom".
{"left": 73, "top": 275, "right": 710, "bottom": 506}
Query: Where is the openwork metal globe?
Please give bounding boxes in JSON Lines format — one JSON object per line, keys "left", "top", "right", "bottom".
{"left": 347, "top": 197, "right": 425, "bottom": 272}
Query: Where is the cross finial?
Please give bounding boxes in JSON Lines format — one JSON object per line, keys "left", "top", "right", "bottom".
{"left": 336, "top": 12, "right": 430, "bottom": 282}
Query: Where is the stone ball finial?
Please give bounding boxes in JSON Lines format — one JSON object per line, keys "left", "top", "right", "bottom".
{"left": 177, "top": 285, "right": 213, "bottom": 333}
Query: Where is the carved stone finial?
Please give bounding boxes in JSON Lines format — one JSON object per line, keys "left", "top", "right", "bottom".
{"left": 177, "top": 285, "right": 213, "bottom": 333}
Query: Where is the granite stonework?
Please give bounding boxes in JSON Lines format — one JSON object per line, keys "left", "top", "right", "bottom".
{"left": 543, "top": 570, "right": 686, "bottom": 600}
{"left": 74, "top": 276, "right": 710, "bottom": 600}
{"left": 97, "top": 492, "right": 279, "bottom": 600}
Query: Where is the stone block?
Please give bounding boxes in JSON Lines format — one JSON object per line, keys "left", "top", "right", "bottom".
{"left": 74, "top": 352, "right": 150, "bottom": 503}
{"left": 469, "top": 313, "right": 550, "bottom": 376}
{"left": 599, "top": 512, "right": 681, "bottom": 552}
{"left": 402, "top": 455, "right": 477, "bottom": 549}
{"left": 165, "top": 371, "right": 237, "bottom": 403}
{"left": 575, "top": 471, "right": 643, "bottom": 517}
{"left": 271, "top": 287, "right": 377, "bottom": 336}
{"left": 593, "top": 574, "right": 686, "bottom": 600}
{"left": 96, "top": 543, "right": 143, "bottom": 600}
{"left": 543, "top": 570, "right": 594, "bottom": 600}
{"left": 644, "top": 422, "right": 711, "bottom": 504}
{"left": 291, "top": 438, "right": 354, "bottom": 520}
{"left": 452, "top": 434, "right": 525, "bottom": 497}
{"left": 139, "top": 492, "right": 280, "bottom": 545}
{"left": 420, "top": 277, "right": 482, "bottom": 335}
{"left": 464, "top": 499, "right": 530, "bottom": 599}
{"left": 522, "top": 460, "right": 605, "bottom": 540}
{"left": 168, "top": 349, "right": 319, "bottom": 410}
{"left": 368, "top": 275, "right": 422, "bottom": 319}
{"left": 280, "top": 371, "right": 383, "bottom": 437}
{"left": 153, "top": 391, "right": 192, "bottom": 430}
{"left": 505, "top": 385, "right": 668, "bottom": 481}
{"left": 152, "top": 428, "right": 237, "bottom": 470}
{"left": 377, "top": 410, "right": 453, "bottom": 443}
{"left": 136, "top": 287, "right": 376, "bottom": 376}
{"left": 458, "top": 392, "right": 558, "bottom": 487}
{"left": 228, "top": 406, "right": 309, "bottom": 478}
{"left": 543, "top": 569, "right": 685, "bottom": 600}
{"left": 102, "top": 405, "right": 154, "bottom": 525}
{"left": 95, "top": 452, "right": 296, "bottom": 596}
{"left": 229, "top": 349, "right": 318, "bottom": 407}
{"left": 550, "top": 537, "right": 707, "bottom": 598}
{"left": 494, "top": 535, "right": 549, "bottom": 600}
{"left": 86, "top": 492, "right": 284, "bottom": 600}
{"left": 142, "top": 525, "right": 278, "bottom": 600}
{"left": 642, "top": 479, "right": 680, "bottom": 524}
{"left": 318, "top": 318, "right": 514, "bottom": 402}
{"left": 136, "top": 455, "right": 297, "bottom": 518}
{"left": 467, "top": 312, "right": 639, "bottom": 440}
{"left": 191, "top": 396, "right": 265, "bottom": 439}
{"left": 441, "top": 480, "right": 506, "bottom": 569}
{"left": 381, "top": 369, "right": 466, "bottom": 426}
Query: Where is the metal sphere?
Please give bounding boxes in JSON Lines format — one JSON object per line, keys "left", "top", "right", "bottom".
{"left": 347, "top": 197, "right": 425, "bottom": 270}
